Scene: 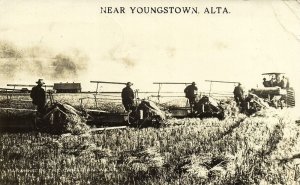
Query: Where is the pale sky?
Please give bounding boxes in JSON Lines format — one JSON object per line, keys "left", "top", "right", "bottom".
{"left": 0, "top": 0, "right": 299, "bottom": 97}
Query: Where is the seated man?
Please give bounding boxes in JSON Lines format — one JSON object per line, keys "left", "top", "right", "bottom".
{"left": 262, "top": 78, "right": 270, "bottom": 87}
{"left": 273, "top": 75, "right": 282, "bottom": 87}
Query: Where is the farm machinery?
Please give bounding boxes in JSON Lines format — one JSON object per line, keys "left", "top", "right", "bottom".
{"left": 0, "top": 97, "right": 166, "bottom": 133}
{"left": 0, "top": 80, "right": 229, "bottom": 132}
{"left": 192, "top": 95, "right": 225, "bottom": 120}
{"left": 0, "top": 81, "right": 167, "bottom": 132}
{"left": 240, "top": 93, "right": 270, "bottom": 116}
{"left": 1, "top": 76, "right": 289, "bottom": 132}
{"left": 152, "top": 82, "right": 227, "bottom": 120}
{"left": 86, "top": 81, "right": 166, "bottom": 128}
{"left": 19, "top": 81, "right": 165, "bottom": 132}
{"left": 249, "top": 72, "right": 295, "bottom": 109}
{"left": 180, "top": 80, "right": 270, "bottom": 117}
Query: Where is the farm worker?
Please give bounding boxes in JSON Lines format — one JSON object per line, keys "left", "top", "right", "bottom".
{"left": 273, "top": 75, "right": 282, "bottom": 87}
{"left": 184, "top": 82, "right": 198, "bottom": 110}
{"left": 262, "top": 78, "right": 270, "bottom": 87}
{"left": 30, "top": 79, "right": 46, "bottom": 114}
{"left": 233, "top": 82, "right": 244, "bottom": 106}
{"left": 121, "top": 82, "right": 135, "bottom": 112}
{"left": 280, "top": 76, "right": 288, "bottom": 89}
{"left": 270, "top": 75, "right": 276, "bottom": 87}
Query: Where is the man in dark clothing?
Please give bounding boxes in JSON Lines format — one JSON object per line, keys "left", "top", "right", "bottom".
{"left": 30, "top": 79, "right": 46, "bottom": 114}
{"left": 263, "top": 78, "right": 270, "bottom": 87}
{"left": 184, "top": 82, "right": 198, "bottom": 110}
{"left": 122, "top": 82, "right": 135, "bottom": 112}
{"left": 270, "top": 76, "right": 276, "bottom": 87}
{"left": 273, "top": 75, "right": 282, "bottom": 87}
{"left": 233, "top": 83, "right": 244, "bottom": 106}
{"left": 280, "top": 76, "right": 288, "bottom": 89}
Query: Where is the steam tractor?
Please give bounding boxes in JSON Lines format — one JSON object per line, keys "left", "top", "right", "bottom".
{"left": 249, "top": 72, "right": 295, "bottom": 108}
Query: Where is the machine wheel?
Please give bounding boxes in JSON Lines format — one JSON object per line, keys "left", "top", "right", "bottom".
{"left": 286, "top": 88, "right": 295, "bottom": 107}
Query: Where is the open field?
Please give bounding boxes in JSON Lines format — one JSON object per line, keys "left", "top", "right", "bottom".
{"left": 1, "top": 108, "right": 300, "bottom": 184}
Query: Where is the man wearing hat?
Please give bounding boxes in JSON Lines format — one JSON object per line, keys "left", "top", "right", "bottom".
{"left": 30, "top": 79, "right": 46, "bottom": 114}
{"left": 121, "top": 82, "right": 135, "bottom": 112}
{"left": 184, "top": 82, "right": 198, "bottom": 110}
{"left": 233, "top": 82, "right": 244, "bottom": 106}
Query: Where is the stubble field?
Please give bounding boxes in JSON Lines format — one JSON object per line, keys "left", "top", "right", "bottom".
{"left": 1, "top": 107, "right": 300, "bottom": 184}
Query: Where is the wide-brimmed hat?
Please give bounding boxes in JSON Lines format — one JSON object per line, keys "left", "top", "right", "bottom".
{"left": 192, "top": 82, "right": 196, "bottom": 85}
{"left": 36, "top": 79, "right": 45, "bottom": 85}
{"left": 126, "top": 82, "right": 133, "bottom": 86}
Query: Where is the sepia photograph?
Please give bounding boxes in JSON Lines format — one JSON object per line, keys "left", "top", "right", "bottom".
{"left": 0, "top": 0, "right": 300, "bottom": 184}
